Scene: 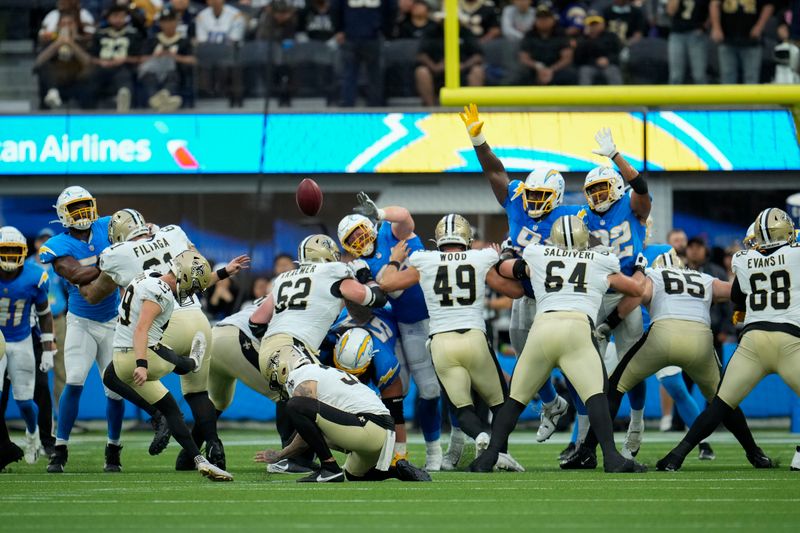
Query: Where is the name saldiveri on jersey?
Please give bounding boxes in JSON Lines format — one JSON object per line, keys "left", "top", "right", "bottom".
{"left": 39, "top": 215, "right": 119, "bottom": 322}
{"left": 503, "top": 180, "right": 584, "bottom": 250}
{"left": 363, "top": 222, "right": 428, "bottom": 324}
{"left": 582, "top": 191, "right": 646, "bottom": 276}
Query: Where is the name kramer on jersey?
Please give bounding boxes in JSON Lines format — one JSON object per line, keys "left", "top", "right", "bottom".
{"left": 283, "top": 265, "right": 320, "bottom": 276}
{"left": 131, "top": 237, "right": 171, "bottom": 258}
{"left": 543, "top": 248, "right": 599, "bottom": 259}
{"left": 747, "top": 255, "right": 786, "bottom": 269}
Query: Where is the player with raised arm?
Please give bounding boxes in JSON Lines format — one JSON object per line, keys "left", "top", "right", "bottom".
{"left": 79, "top": 209, "right": 249, "bottom": 469}
{"left": 0, "top": 227, "right": 55, "bottom": 465}
{"left": 337, "top": 196, "right": 445, "bottom": 470}
{"left": 38, "top": 186, "right": 125, "bottom": 474}
{"left": 255, "top": 346, "right": 431, "bottom": 483}
{"left": 572, "top": 249, "right": 772, "bottom": 468}
{"left": 470, "top": 215, "right": 647, "bottom": 474}
{"left": 251, "top": 235, "right": 388, "bottom": 400}
{"left": 380, "top": 214, "right": 525, "bottom": 472}
{"left": 658, "top": 208, "right": 799, "bottom": 471}
{"left": 566, "top": 128, "right": 652, "bottom": 461}
{"left": 111, "top": 250, "right": 232, "bottom": 481}
{"left": 460, "top": 104, "right": 582, "bottom": 444}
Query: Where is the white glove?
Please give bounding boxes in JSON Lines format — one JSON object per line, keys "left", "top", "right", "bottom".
{"left": 353, "top": 191, "right": 385, "bottom": 220}
{"left": 591, "top": 127, "right": 618, "bottom": 159}
{"left": 40, "top": 350, "right": 55, "bottom": 372}
{"left": 594, "top": 323, "right": 612, "bottom": 342}
{"left": 634, "top": 252, "right": 648, "bottom": 272}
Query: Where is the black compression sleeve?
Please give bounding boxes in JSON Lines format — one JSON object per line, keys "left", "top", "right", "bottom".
{"left": 730, "top": 278, "right": 746, "bottom": 309}
{"left": 628, "top": 176, "right": 648, "bottom": 194}
{"left": 511, "top": 259, "right": 529, "bottom": 281}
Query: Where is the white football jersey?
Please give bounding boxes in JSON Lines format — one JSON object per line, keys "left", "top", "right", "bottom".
{"left": 99, "top": 224, "right": 201, "bottom": 310}
{"left": 113, "top": 272, "right": 174, "bottom": 349}
{"left": 287, "top": 364, "right": 389, "bottom": 416}
{"left": 195, "top": 4, "right": 245, "bottom": 43}
{"left": 523, "top": 245, "right": 620, "bottom": 317}
{"left": 732, "top": 243, "right": 800, "bottom": 328}
{"left": 216, "top": 296, "right": 266, "bottom": 348}
{"left": 409, "top": 248, "right": 498, "bottom": 335}
{"left": 266, "top": 262, "right": 353, "bottom": 349}
{"left": 646, "top": 268, "right": 714, "bottom": 326}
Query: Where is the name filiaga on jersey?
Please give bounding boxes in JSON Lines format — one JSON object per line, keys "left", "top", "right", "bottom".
{"left": 132, "top": 237, "right": 171, "bottom": 258}
{"left": 543, "top": 248, "right": 596, "bottom": 260}
{"left": 747, "top": 254, "right": 786, "bottom": 269}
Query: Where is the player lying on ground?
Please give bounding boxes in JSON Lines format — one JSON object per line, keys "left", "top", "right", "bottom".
{"left": 255, "top": 346, "right": 431, "bottom": 483}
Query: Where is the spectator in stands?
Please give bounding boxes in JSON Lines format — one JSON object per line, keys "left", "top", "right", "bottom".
{"left": 196, "top": 0, "right": 246, "bottom": 106}
{"left": 666, "top": 0, "right": 709, "bottom": 84}
{"left": 643, "top": 0, "right": 672, "bottom": 37}
{"left": 139, "top": 6, "right": 195, "bottom": 112}
{"left": 272, "top": 253, "right": 296, "bottom": 275}
{"left": 667, "top": 228, "right": 688, "bottom": 259}
{"left": 297, "top": 0, "right": 336, "bottom": 42}
{"left": 90, "top": 4, "right": 141, "bottom": 111}
{"left": 396, "top": 0, "right": 437, "bottom": 39}
{"left": 241, "top": 276, "right": 272, "bottom": 308}
{"left": 459, "top": 0, "right": 501, "bottom": 42}
{"left": 501, "top": 0, "right": 536, "bottom": 40}
{"left": 332, "top": 0, "right": 397, "bottom": 107}
{"left": 205, "top": 262, "right": 241, "bottom": 319}
{"left": 518, "top": 4, "right": 577, "bottom": 85}
{"left": 710, "top": 0, "right": 775, "bottom": 84}
{"left": 685, "top": 236, "right": 735, "bottom": 351}
{"left": 256, "top": 0, "right": 298, "bottom": 106}
{"left": 574, "top": 12, "right": 623, "bottom": 84}
{"left": 164, "top": 0, "right": 199, "bottom": 39}
{"left": 415, "top": 21, "right": 484, "bottom": 106}
{"left": 556, "top": 0, "right": 588, "bottom": 37}
{"left": 107, "top": 0, "right": 154, "bottom": 37}
{"left": 603, "top": 0, "right": 647, "bottom": 46}
{"left": 39, "top": 0, "right": 96, "bottom": 46}
{"left": 35, "top": 12, "right": 93, "bottom": 109}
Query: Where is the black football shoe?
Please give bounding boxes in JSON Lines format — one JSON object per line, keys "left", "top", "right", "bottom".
{"left": 175, "top": 447, "right": 196, "bottom": 471}
{"left": 148, "top": 413, "right": 171, "bottom": 456}
{"left": 104, "top": 444, "right": 123, "bottom": 473}
{"left": 297, "top": 464, "right": 344, "bottom": 483}
{"left": 559, "top": 446, "right": 598, "bottom": 470}
{"left": 656, "top": 451, "right": 685, "bottom": 472}
{"left": 395, "top": 460, "right": 432, "bottom": 482}
{"left": 206, "top": 439, "right": 226, "bottom": 471}
{"left": 747, "top": 447, "right": 776, "bottom": 469}
{"left": 0, "top": 442, "right": 24, "bottom": 472}
{"left": 47, "top": 444, "right": 68, "bottom": 473}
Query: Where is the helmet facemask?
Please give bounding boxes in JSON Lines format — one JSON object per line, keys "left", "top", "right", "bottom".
{"left": 523, "top": 187, "right": 558, "bottom": 218}
{"left": 585, "top": 181, "right": 614, "bottom": 213}
{"left": 0, "top": 244, "right": 26, "bottom": 272}
{"left": 342, "top": 222, "right": 376, "bottom": 257}
{"left": 61, "top": 198, "right": 98, "bottom": 230}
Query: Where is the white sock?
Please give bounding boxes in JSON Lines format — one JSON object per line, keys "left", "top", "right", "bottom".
{"left": 449, "top": 427, "right": 466, "bottom": 444}
{"left": 55, "top": 438, "right": 68, "bottom": 447}
{"left": 630, "top": 409, "right": 644, "bottom": 428}
{"left": 108, "top": 439, "right": 121, "bottom": 446}
{"left": 394, "top": 442, "right": 407, "bottom": 456}
{"left": 576, "top": 415, "right": 590, "bottom": 443}
{"left": 426, "top": 439, "right": 441, "bottom": 455}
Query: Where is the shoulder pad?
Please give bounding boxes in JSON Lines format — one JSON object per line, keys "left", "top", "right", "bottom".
{"left": 732, "top": 250, "right": 748, "bottom": 258}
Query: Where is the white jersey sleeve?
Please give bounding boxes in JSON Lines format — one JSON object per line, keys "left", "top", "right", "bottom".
{"left": 410, "top": 248, "right": 498, "bottom": 335}
{"left": 732, "top": 244, "right": 800, "bottom": 328}
{"left": 266, "top": 262, "right": 352, "bottom": 350}
{"left": 215, "top": 296, "right": 266, "bottom": 348}
{"left": 287, "top": 364, "right": 389, "bottom": 416}
{"left": 113, "top": 273, "right": 175, "bottom": 349}
{"left": 646, "top": 268, "right": 714, "bottom": 326}
{"left": 525, "top": 245, "right": 619, "bottom": 317}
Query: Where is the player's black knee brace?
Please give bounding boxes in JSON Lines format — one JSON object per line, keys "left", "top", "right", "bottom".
{"left": 382, "top": 396, "right": 405, "bottom": 425}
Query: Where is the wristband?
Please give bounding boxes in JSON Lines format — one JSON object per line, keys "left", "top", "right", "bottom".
{"left": 136, "top": 359, "right": 148, "bottom": 369}
{"left": 216, "top": 267, "right": 230, "bottom": 280}
{"left": 40, "top": 333, "right": 55, "bottom": 343}
{"left": 605, "top": 309, "right": 623, "bottom": 330}
{"left": 628, "top": 176, "right": 648, "bottom": 194}
{"left": 470, "top": 132, "right": 486, "bottom": 147}
{"left": 376, "top": 208, "right": 386, "bottom": 221}
{"left": 387, "top": 261, "right": 401, "bottom": 269}
{"left": 609, "top": 151, "right": 619, "bottom": 160}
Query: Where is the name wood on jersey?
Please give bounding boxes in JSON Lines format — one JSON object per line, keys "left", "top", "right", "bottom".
{"left": 439, "top": 252, "right": 468, "bottom": 261}
{"left": 543, "top": 248, "right": 597, "bottom": 260}
{"left": 747, "top": 255, "right": 786, "bottom": 269}
{"left": 132, "top": 237, "right": 171, "bottom": 258}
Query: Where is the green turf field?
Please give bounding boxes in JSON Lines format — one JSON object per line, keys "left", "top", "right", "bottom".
{"left": 1, "top": 429, "right": 798, "bottom": 532}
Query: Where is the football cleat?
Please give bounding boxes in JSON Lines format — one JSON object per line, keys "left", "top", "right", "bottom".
{"left": 495, "top": 452, "right": 525, "bottom": 472}
{"left": 189, "top": 332, "right": 207, "bottom": 373}
{"left": 196, "top": 457, "right": 233, "bottom": 482}
{"left": 468, "top": 449, "right": 499, "bottom": 473}
{"left": 791, "top": 448, "right": 800, "bottom": 471}
{"left": 604, "top": 457, "right": 647, "bottom": 473}
{"left": 104, "top": 443, "right": 123, "bottom": 473}
{"left": 206, "top": 439, "right": 226, "bottom": 470}
{"left": 656, "top": 451, "right": 685, "bottom": 472}
{"left": 559, "top": 442, "right": 576, "bottom": 461}
{"left": 746, "top": 447, "right": 776, "bottom": 469}
{"left": 698, "top": 442, "right": 715, "bottom": 461}
{"left": 559, "top": 446, "right": 598, "bottom": 470}
{"left": 536, "top": 396, "right": 569, "bottom": 443}
{"left": 0, "top": 442, "right": 24, "bottom": 471}
{"left": 47, "top": 444, "right": 68, "bottom": 473}
{"left": 175, "top": 448, "right": 196, "bottom": 471}
{"left": 24, "top": 430, "right": 40, "bottom": 464}
{"left": 621, "top": 423, "right": 643, "bottom": 459}
{"left": 425, "top": 445, "right": 443, "bottom": 472}
{"left": 394, "top": 460, "right": 432, "bottom": 482}
{"left": 148, "top": 413, "right": 171, "bottom": 456}
{"left": 297, "top": 465, "right": 344, "bottom": 483}
{"left": 391, "top": 452, "right": 409, "bottom": 468}
{"left": 475, "top": 432, "right": 490, "bottom": 458}
{"left": 266, "top": 458, "right": 316, "bottom": 474}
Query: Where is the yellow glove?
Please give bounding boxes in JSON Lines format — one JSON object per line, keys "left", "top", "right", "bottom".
{"left": 459, "top": 103, "right": 486, "bottom": 146}
{"left": 732, "top": 310, "right": 745, "bottom": 325}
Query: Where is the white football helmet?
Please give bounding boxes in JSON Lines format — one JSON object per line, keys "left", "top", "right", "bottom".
{"left": 55, "top": 186, "right": 98, "bottom": 230}
{"left": 0, "top": 226, "right": 27, "bottom": 272}
{"left": 333, "top": 327, "right": 376, "bottom": 376}
{"left": 109, "top": 209, "right": 150, "bottom": 243}
{"left": 337, "top": 214, "right": 377, "bottom": 257}
{"left": 512, "top": 168, "right": 565, "bottom": 219}
{"left": 583, "top": 167, "right": 625, "bottom": 213}
{"left": 742, "top": 223, "right": 757, "bottom": 250}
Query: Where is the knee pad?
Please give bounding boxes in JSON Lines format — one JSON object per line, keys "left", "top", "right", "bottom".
{"left": 382, "top": 396, "right": 405, "bottom": 425}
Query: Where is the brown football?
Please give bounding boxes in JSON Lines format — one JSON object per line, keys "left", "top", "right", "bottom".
{"left": 296, "top": 178, "right": 323, "bottom": 216}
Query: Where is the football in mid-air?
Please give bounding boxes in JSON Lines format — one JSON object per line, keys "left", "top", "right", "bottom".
{"left": 296, "top": 178, "right": 323, "bottom": 216}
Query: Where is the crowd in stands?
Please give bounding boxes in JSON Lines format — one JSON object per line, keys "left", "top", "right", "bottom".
{"left": 24, "top": 0, "right": 800, "bottom": 109}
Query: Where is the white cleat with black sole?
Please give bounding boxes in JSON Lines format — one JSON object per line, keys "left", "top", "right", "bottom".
{"left": 536, "top": 396, "right": 569, "bottom": 443}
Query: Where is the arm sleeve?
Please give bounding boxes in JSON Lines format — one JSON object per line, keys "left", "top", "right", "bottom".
{"left": 730, "top": 277, "right": 746, "bottom": 310}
